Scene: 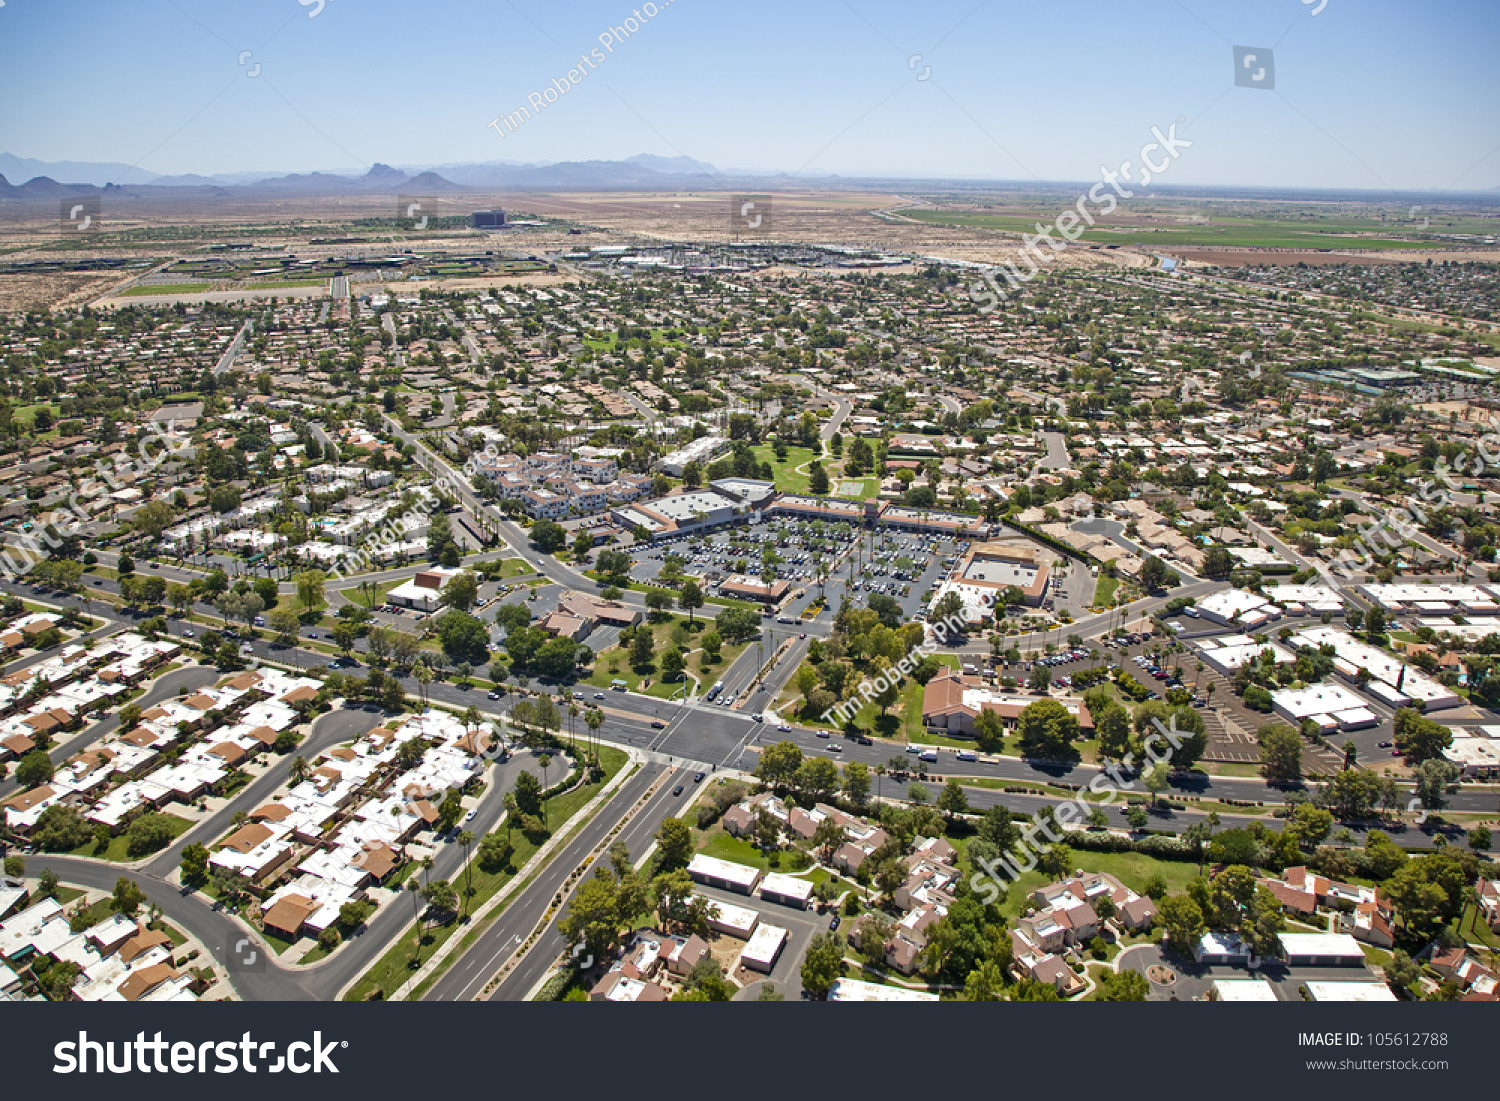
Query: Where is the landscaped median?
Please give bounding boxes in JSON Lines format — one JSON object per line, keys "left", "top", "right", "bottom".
{"left": 340, "top": 745, "right": 631, "bottom": 1001}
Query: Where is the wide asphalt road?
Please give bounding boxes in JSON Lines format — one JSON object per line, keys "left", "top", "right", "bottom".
{"left": 423, "top": 760, "right": 684, "bottom": 1002}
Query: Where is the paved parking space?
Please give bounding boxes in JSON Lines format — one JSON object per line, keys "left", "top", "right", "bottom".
{"left": 1116, "top": 942, "right": 1383, "bottom": 1002}
{"left": 630, "top": 520, "right": 974, "bottom": 624}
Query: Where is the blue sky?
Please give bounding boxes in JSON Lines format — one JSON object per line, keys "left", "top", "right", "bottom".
{"left": 0, "top": 0, "right": 1496, "bottom": 190}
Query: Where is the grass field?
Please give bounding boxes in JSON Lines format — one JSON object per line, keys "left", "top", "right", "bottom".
{"left": 749, "top": 444, "right": 822, "bottom": 494}
{"left": 67, "top": 814, "right": 194, "bottom": 862}
{"left": 901, "top": 208, "right": 1441, "bottom": 250}
{"left": 244, "top": 279, "right": 328, "bottom": 290}
{"left": 121, "top": 283, "right": 213, "bottom": 296}
{"left": 1093, "top": 574, "right": 1120, "bottom": 607}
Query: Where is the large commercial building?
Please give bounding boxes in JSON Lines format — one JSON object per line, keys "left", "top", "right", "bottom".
{"left": 928, "top": 542, "right": 1050, "bottom": 622}
{"left": 470, "top": 210, "right": 506, "bottom": 229}
{"left": 611, "top": 489, "right": 747, "bottom": 537}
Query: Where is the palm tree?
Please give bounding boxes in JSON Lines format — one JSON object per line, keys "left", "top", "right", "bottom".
{"left": 585, "top": 706, "right": 604, "bottom": 768}
{"left": 537, "top": 753, "right": 551, "bottom": 827}
{"left": 413, "top": 660, "right": 433, "bottom": 707}
{"left": 406, "top": 880, "right": 423, "bottom": 964}
{"left": 502, "top": 792, "right": 517, "bottom": 841}
{"left": 289, "top": 755, "right": 310, "bottom": 784}
{"left": 456, "top": 829, "right": 475, "bottom": 918}
{"left": 567, "top": 702, "right": 580, "bottom": 752}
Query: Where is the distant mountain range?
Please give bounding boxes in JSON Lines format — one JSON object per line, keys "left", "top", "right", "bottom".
{"left": 0, "top": 152, "right": 733, "bottom": 198}
{"left": 4, "top": 151, "right": 1490, "bottom": 199}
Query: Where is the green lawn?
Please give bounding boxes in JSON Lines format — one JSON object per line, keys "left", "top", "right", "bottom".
{"left": 121, "top": 283, "right": 213, "bottom": 296}
{"left": 345, "top": 746, "right": 629, "bottom": 1001}
{"left": 1093, "top": 574, "right": 1120, "bottom": 607}
{"left": 492, "top": 558, "right": 535, "bottom": 580}
{"left": 67, "top": 814, "right": 195, "bottom": 862}
{"left": 750, "top": 444, "right": 822, "bottom": 494}
{"left": 339, "top": 580, "right": 401, "bottom": 608}
{"left": 900, "top": 207, "right": 1441, "bottom": 249}
{"left": 985, "top": 848, "right": 1204, "bottom": 919}
{"left": 779, "top": 654, "right": 960, "bottom": 743}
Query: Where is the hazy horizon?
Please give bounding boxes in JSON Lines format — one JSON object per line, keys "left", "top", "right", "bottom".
{"left": 1, "top": 0, "right": 1497, "bottom": 194}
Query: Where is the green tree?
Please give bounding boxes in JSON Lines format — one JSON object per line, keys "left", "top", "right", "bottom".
{"left": 1015, "top": 698, "right": 1079, "bottom": 759}
{"left": 1257, "top": 724, "right": 1303, "bottom": 782}
{"left": 293, "top": 569, "right": 326, "bottom": 611}
{"left": 180, "top": 842, "right": 210, "bottom": 884}
{"left": 937, "top": 778, "right": 970, "bottom": 821}
{"left": 112, "top": 877, "right": 147, "bottom": 917}
{"left": 15, "top": 750, "right": 54, "bottom": 788}
{"left": 842, "top": 760, "right": 871, "bottom": 807}
{"left": 973, "top": 707, "right": 1007, "bottom": 753}
{"left": 1393, "top": 706, "right": 1452, "bottom": 763}
{"left": 1157, "top": 894, "right": 1205, "bottom": 957}
{"left": 1096, "top": 968, "right": 1150, "bottom": 1001}
{"left": 655, "top": 817, "right": 694, "bottom": 870}
{"left": 800, "top": 931, "right": 847, "bottom": 998}
{"left": 754, "top": 740, "right": 803, "bottom": 789}
{"left": 678, "top": 580, "right": 705, "bottom": 624}
{"left": 438, "top": 570, "right": 480, "bottom": 613}
{"left": 125, "top": 812, "right": 177, "bottom": 857}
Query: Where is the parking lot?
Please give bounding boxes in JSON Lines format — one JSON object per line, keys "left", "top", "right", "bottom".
{"left": 631, "top": 518, "right": 974, "bottom": 624}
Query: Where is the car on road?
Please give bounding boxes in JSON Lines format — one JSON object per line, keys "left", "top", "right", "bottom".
{"left": 777, "top": 723, "right": 791, "bottom": 733}
{"left": 672, "top": 784, "right": 685, "bottom": 796}
{"left": 816, "top": 730, "right": 831, "bottom": 738}
{"left": 751, "top": 713, "right": 762, "bottom": 723}
{"left": 573, "top": 691, "right": 584, "bottom": 699}
{"left": 182, "top": 629, "right": 193, "bottom": 638}
{"left": 650, "top": 720, "right": 665, "bottom": 729}
{"left": 593, "top": 692, "right": 605, "bottom": 700}
{"left": 799, "top": 632, "right": 806, "bottom": 639}
{"left": 488, "top": 691, "right": 501, "bottom": 700}
{"left": 1378, "top": 740, "right": 1393, "bottom": 748}
{"left": 828, "top": 914, "right": 841, "bottom": 931}
{"left": 464, "top": 809, "right": 477, "bottom": 822}
{"left": 827, "top": 743, "right": 843, "bottom": 752}
{"left": 693, "top": 772, "right": 705, "bottom": 783}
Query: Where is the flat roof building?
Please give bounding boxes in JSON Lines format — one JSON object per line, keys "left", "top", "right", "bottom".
{"left": 739, "top": 922, "right": 788, "bottom": 972}
{"left": 1278, "top": 932, "right": 1367, "bottom": 967}
{"left": 1304, "top": 981, "right": 1397, "bottom": 1002}
{"left": 827, "top": 978, "right": 939, "bottom": 1001}
{"left": 759, "top": 872, "right": 815, "bottom": 910}
{"left": 686, "top": 854, "right": 762, "bottom": 895}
